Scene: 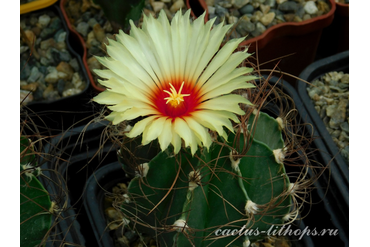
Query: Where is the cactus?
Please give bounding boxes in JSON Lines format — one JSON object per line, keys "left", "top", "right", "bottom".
{"left": 92, "top": 0, "right": 145, "bottom": 31}
{"left": 90, "top": 8, "right": 307, "bottom": 246}
{"left": 119, "top": 111, "right": 293, "bottom": 246}
{"left": 20, "top": 137, "right": 52, "bottom": 247}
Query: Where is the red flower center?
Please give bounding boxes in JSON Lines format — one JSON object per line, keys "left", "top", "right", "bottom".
{"left": 151, "top": 80, "right": 202, "bottom": 118}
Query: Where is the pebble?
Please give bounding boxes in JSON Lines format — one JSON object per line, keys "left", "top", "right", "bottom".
{"left": 278, "top": 1, "right": 298, "bottom": 12}
{"left": 64, "top": 0, "right": 192, "bottom": 89}
{"left": 260, "top": 12, "right": 275, "bottom": 26}
{"left": 76, "top": 21, "right": 90, "bottom": 37}
{"left": 234, "top": 0, "right": 249, "bottom": 9}
{"left": 20, "top": 11, "right": 86, "bottom": 104}
{"left": 304, "top": 1, "right": 318, "bottom": 15}
{"left": 206, "top": 0, "right": 330, "bottom": 39}
{"left": 20, "top": 90, "right": 34, "bottom": 104}
{"left": 307, "top": 71, "right": 349, "bottom": 163}
{"left": 28, "top": 67, "right": 42, "bottom": 82}
{"left": 93, "top": 23, "right": 106, "bottom": 43}
{"left": 56, "top": 61, "right": 74, "bottom": 80}
{"left": 151, "top": 1, "right": 165, "bottom": 12}
{"left": 170, "top": 0, "right": 185, "bottom": 13}
{"left": 239, "top": 4, "right": 255, "bottom": 15}
{"left": 38, "top": 14, "right": 51, "bottom": 28}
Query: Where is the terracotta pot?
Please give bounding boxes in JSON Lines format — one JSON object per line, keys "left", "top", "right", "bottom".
{"left": 59, "top": 0, "right": 102, "bottom": 91}
{"left": 191, "top": 0, "right": 336, "bottom": 85}
{"left": 60, "top": 0, "right": 206, "bottom": 92}
{"left": 186, "top": 0, "right": 209, "bottom": 21}
{"left": 242, "top": 0, "right": 336, "bottom": 85}
{"left": 317, "top": 2, "right": 348, "bottom": 59}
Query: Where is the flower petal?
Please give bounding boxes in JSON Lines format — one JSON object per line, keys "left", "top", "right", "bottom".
{"left": 199, "top": 94, "right": 251, "bottom": 115}
{"left": 111, "top": 108, "right": 157, "bottom": 124}
{"left": 158, "top": 118, "right": 173, "bottom": 151}
{"left": 171, "top": 126, "right": 182, "bottom": 154}
{"left": 129, "top": 21, "right": 164, "bottom": 85}
{"left": 203, "top": 76, "right": 257, "bottom": 100}
{"left": 105, "top": 38, "right": 160, "bottom": 89}
{"left": 173, "top": 118, "right": 198, "bottom": 155}
{"left": 142, "top": 117, "right": 167, "bottom": 145}
{"left": 108, "top": 99, "right": 155, "bottom": 113}
{"left": 200, "top": 53, "right": 253, "bottom": 93}
{"left": 197, "top": 37, "right": 246, "bottom": 88}
{"left": 184, "top": 116, "right": 212, "bottom": 149}
{"left": 142, "top": 12, "right": 174, "bottom": 83}
{"left": 93, "top": 91, "right": 124, "bottom": 104}
{"left": 189, "top": 21, "right": 232, "bottom": 83}
{"left": 126, "top": 116, "right": 157, "bottom": 138}
{"left": 191, "top": 110, "right": 236, "bottom": 135}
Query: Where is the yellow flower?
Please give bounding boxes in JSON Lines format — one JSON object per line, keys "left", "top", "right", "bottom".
{"left": 93, "top": 10, "right": 256, "bottom": 155}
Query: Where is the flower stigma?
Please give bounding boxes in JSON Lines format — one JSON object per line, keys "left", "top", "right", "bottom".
{"left": 163, "top": 81, "right": 190, "bottom": 108}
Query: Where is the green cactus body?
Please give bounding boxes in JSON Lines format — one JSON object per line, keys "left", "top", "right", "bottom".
{"left": 20, "top": 137, "right": 52, "bottom": 247}
{"left": 92, "top": 0, "right": 145, "bottom": 30}
{"left": 123, "top": 112, "right": 292, "bottom": 246}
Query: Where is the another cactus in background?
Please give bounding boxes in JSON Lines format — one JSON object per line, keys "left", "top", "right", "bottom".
{"left": 118, "top": 110, "right": 295, "bottom": 246}
{"left": 92, "top": 0, "right": 145, "bottom": 31}
{"left": 20, "top": 137, "right": 52, "bottom": 247}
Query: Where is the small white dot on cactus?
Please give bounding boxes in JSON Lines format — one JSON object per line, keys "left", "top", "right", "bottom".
{"left": 288, "top": 183, "right": 296, "bottom": 195}
{"left": 172, "top": 219, "right": 188, "bottom": 232}
{"left": 123, "top": 194, "right": 130, "bottom": 203}
{"left": 245, "top": 200, "right": 259, "bottom": 215}
{"left": 276, "top": 117, "right": 285, "bottom": 130}
{"left": 124, "top": 124, "right": 132, "bottom": 132}
{"left": 273, "top": 148, "right": 287, "bottom": 165}
{"left": 283, "top": 210, "right": 298, "bottom": 222}
{"left": 122, "top": 217, "right": 130, "bottom": 226}
{"left": 188, "top": 170, "right": 201, "bottom": 191}
{"left": 135, "top": 163, "right": 149, "bottom": 178}
{"left": 22, "top": 163, "right": 42, "bottom": 181}
{"left": 229, "top": 151, "right": 241, "bottom": 171}
{"left": 243, "top": 238, "right": 251, "bottom": 247}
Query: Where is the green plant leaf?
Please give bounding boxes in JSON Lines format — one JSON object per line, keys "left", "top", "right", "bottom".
{"left": 20, "top": 137, "right": 52, "bottom": 247}
{"left": 92, "top": 0, "right": 145, "bottom": 30}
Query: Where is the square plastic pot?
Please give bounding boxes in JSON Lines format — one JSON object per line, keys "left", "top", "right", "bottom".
{"left": 267, "top": 76, "right": 348, "bottom": 246}
{"left": 20, "top": 4, "right": 94, "bottom": 135}
{"left": 83, "top": 161, "right": 316, "bottom": 247}
{"left": 80, "top": 77, "right": 348, "bottom": 247}
{"left": 39, "top": 121, "right": 115, "bottom": 247}
{"left": 296, "top": 50, "right": 349, "bottom": 188}
{"left": 37, "top": 76, "right": 348, "bottom": 246}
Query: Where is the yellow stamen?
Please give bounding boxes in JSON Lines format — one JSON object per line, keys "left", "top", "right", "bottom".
{"left": 163, "top": 81, "right": 190, "bottom": 107}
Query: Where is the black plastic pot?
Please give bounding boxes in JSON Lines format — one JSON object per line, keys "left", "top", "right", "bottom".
{"left": 39, "top": 120, "right": 117, "bottom": 247}
{"left": 20, "top": 4, "right": 95, "bottom": 135}
{"left": 296, "top": 51, "right": 349, "bottom": 185}
{"left": 267, "top": 76, "right": 348, "bottom": 246}
{"left": 84, "top": 161, "right": 315, "bottom": 247}
{"left": 81, "top": 77, "right": 348, "bottom": 247}
{"left": 84, "top": 161, "right": 126, "bottom": 247}
{"left": 297, "top": 51, "right": 349, "bottom": 216}
{"left": 38, "top": 76, "right": 348, "bottom": 246}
